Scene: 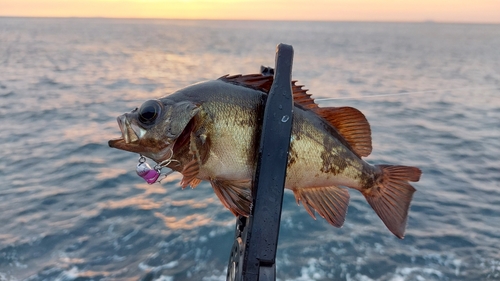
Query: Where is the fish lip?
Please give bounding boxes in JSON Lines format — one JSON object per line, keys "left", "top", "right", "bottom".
{"left": 108, "top": 138, "right": 124, "bottom": 148}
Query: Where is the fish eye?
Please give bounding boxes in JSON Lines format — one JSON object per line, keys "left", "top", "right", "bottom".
{"left": 138, "top": 100, "right": 162, "bottom": 124}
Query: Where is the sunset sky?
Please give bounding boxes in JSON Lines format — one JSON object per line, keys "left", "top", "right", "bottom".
{"left": 1, "top": 0, "right": 499, "bottom": 23}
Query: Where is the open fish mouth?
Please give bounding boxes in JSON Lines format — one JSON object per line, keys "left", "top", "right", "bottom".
{"left": 117, "top": 115, "right": 139, "bottom": 144}
{"left": 108, "top": 114, "right": 143, "bottom": 149}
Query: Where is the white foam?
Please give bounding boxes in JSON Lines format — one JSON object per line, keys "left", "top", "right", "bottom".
{"left": 54, "top": 267, "right": 79, "bottom": 281}
{"left": 139, "top": 260, "right": 179, "bottom": 272}
{"left": 154, "top": 275, "right": 174, "bottom": 281}
{"left": 0, "top": 272, "right": 19, "bottom": 281}
{"left": 389, "top": 266, "right": 444, "bottom": 281}
{"left": 201, "top": 273, "right": 226, "bottom": 281}
{"left": 122, "top": 228, "right": 140, "bottom": 241}
{"left": 346, "top": 274, "right": 374, "bottom": 281}
{"left": 285, "top": 258, "right": 327, "bottom": 281}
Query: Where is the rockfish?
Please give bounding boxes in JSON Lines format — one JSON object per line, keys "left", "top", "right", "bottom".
{"left": 108, "top": 74, "right": 422, "bottom": 238}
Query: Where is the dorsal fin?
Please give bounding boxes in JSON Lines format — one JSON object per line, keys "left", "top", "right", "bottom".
{"left": 218, "top": 74, "right": 274, "bottom": 93}
{"left": 313, "top": 107, "right": 372, "bottom": 157}
{"left": 218, "top": 74, "right": 319, "bottom": 109}
{"left": 219, "top": 74, "right": 371, "bottom": 156}
{"left": 291, "top": 80, "right": 319, "bottom": 109}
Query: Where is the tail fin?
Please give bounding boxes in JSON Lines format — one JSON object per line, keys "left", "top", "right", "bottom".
{"left": 362, "top": 165, "right": 422, "bottom": 239}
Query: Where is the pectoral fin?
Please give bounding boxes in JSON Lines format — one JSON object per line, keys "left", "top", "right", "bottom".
{"left": 210, "top": 179, "right": 252, "bottom": 217}
{"left": 293, "top": 185, "right": 350, "bottom": 228}
{"left": 180, "top": 159, "right": 200, "bottom": 189}
{"left": 189, "top": 130, "right": 210, "bottom": 164}
{"left": 179, "top": 130, "right": 208, "bottom": 189}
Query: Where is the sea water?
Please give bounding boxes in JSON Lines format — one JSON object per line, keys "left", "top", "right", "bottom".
{"left": 0, "top": 18, "right": 499, "bottom": 280}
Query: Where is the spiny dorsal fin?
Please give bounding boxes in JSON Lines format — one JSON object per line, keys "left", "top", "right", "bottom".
{"left": 218, "top": 74, "right": 273, "bottom": 93}
{"left": 313, "top": 107, "right": 372, "bottom": 157}
{"left": 293, "top": 185, "right": 350, "bottom": 228}
{"left": 219, "top": 74, "right": 320, "bottom": 109}
{"left": 291, "top": 80, "right": 319, "bottom": 109}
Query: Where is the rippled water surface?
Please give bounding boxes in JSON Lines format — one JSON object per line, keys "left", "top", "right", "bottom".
{"left": 1, "top": 18, "right": 499, "bottom": 280}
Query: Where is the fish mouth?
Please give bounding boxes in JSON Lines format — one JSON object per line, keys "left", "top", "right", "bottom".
{"left": 118, "top": 115, "right": 139, "bottom": 144}
{"left": 108, "top": 113, "right": 175, "bottom": 161}
{"left": 108, "top": 114, "right": 143, "bottom": 150}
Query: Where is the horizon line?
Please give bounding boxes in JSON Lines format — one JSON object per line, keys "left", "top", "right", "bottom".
{"left": 1, "top": 15, "right": 499, "bottom": 25}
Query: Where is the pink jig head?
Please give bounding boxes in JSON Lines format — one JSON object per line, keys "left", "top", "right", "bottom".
{"left": 136, "top": 156, "right": 160, "bottom": 184}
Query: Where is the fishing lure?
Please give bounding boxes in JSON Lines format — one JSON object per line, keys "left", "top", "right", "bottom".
{"left": 136, "top": 149, "right": 178, "bottom": 184}
{"left": 136, "top": 156, "right": 161, "bottom": 184}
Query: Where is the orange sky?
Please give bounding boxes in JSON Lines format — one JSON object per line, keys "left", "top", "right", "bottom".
{"left": 1, "top": 0, "right": 499, "bottom": 23}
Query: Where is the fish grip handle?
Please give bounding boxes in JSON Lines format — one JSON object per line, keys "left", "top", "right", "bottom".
{"left": 227, "top": 43, "right": 294, "bottom": 281}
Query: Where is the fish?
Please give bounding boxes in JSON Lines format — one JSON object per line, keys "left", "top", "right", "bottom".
{"left": 108, "top": 73, "right": 422, "bottom": 239}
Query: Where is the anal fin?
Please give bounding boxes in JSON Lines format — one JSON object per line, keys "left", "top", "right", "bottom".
{"left": 210, "top": 179, "right": 252, "bottom": 217}
{"left": 293, "top": 185, "right": 350, "bottom": 228}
